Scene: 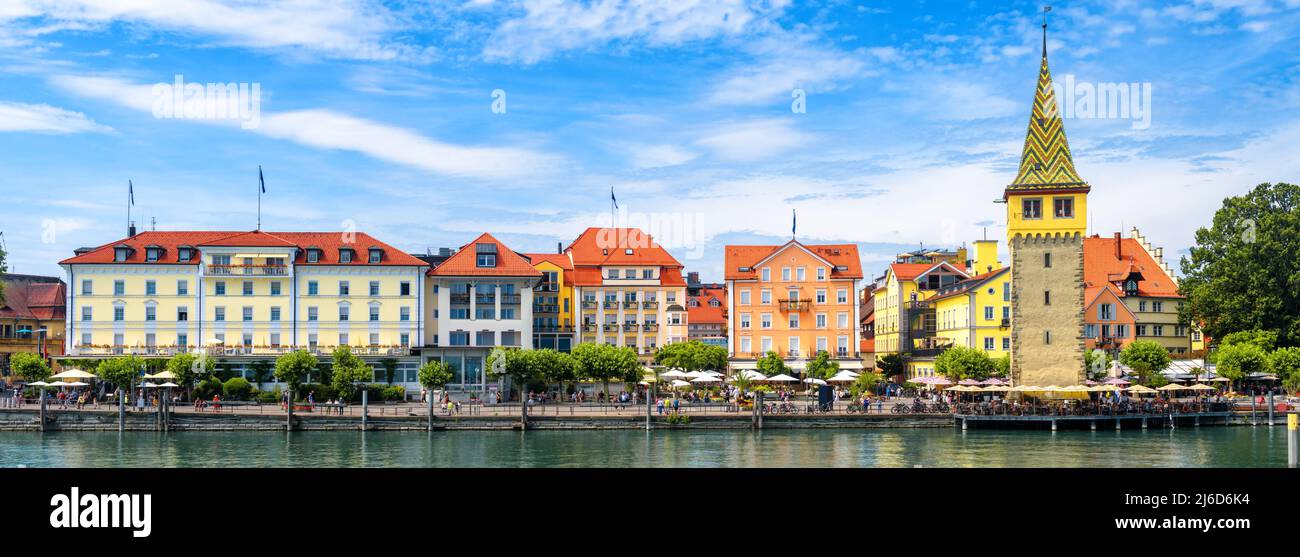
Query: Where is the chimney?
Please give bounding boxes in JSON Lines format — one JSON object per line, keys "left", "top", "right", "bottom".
{"left": 688, "top": 272, "right": 700, "bottom": 286}
{"left": 128, "top": 223, "right": 137, "bottom": 237}
{"left": 557, "top": 241, "right": 563, "bottom": 254}
{"left": 1114, "top": 232, "right": 1122, "bottom": 260}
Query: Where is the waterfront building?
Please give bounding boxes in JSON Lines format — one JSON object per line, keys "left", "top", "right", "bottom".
{"left": 525, "top": 250, "right": 576, "bottom": 352}
{"left": 1004, "top": 24, "right": 1089, "bottom": 386}
{"left": 1083, "top": 228, "right": 1191, "bottom": 356}
{"left": 567, "top": 227, "right": 688, "bottom": 359}
{"left": 724, "top": 239, "right": 865, "bottom": 373}
{"left": 686, "top": 279, "right": 727, "bottom": 347}
{"left": 424, "top": 233, "right": 540, "bottom": 392}
{"left": 0, "top": 274, "right": 66, "bottom": 373}
{"left": 857, "top": 283, "right": 876, "bottom": 369}
{"left": 872, "top": 260, "right": 968, "bottom": 378}
{"left": 59, "top": 229, "right": 428, "bottom": 381}
{"left": 931, "top": 240, "right": 1011, "bottom": 361}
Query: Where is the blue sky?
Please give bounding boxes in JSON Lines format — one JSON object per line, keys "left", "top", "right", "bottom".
{"left": 1, "top": 0, "right": 1298, "bottom": 284}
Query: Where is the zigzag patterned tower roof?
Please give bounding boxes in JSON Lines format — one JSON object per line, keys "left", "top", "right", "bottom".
{"left": 1007, "top": 24, "right": 1088, "bottom": 193}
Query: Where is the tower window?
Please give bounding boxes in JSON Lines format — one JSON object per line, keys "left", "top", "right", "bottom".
{"left": 1044, "top": 253, "right": 1052, "bottom": 268}
{"left": 1022, "top": 198, "right": 1042, "bottom": 219}
{"left": 1044, "top": 331, "right": 1052, "bottom": 345}
{"left": 1054, "top": 197, "right": 1074, "bottom": 218}
{"left": 1044, "top": 290, "right": 1051, "bottom": 305}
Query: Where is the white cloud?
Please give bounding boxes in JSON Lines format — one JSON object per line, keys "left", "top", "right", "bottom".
{"left": 694, "top": 118, "right": 813, "bottom": 161}
{"left": 707, "top": 33, "right": 867, "bottom": 105}
{"left": 0, "top": 100, "right": 112, "bottom": 133}
{"left": 622, "top": 143, "right": 698, "bottom": 169}
{"left": 1, "top": 0, "right": 416, "bottom": 60}
{"left": 48, "top": 74, "right": 562, "bottom": 180}
{"left": 482, "top": 0, "right": 782, "bottom": 64}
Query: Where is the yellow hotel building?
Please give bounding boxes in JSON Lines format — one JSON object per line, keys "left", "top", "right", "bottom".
{"left": 931, "top": 240, "right": 1011, "bottom": 361}
{"left": 60, "top": 229, "right": 428, "bottom": 374}
{"left": 525, "top": 251, "right": 576, "bottom": 352}
{"left": 724, "top": 240, "right": 865, "bottom": 372}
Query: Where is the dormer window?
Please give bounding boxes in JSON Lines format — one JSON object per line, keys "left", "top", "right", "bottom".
{"left": 177, "top": 246, "right": 194, "bottom": 263}
{"left": 1124, "top": 280, "right": 1139, "bottom": 296}
{"left": 339, "top": 248, "right": 355, "bottom": 264}
{"left": 145, "top": 246, "right": 163, "bottom": 262}
{"left": 306, "top": 248, "right": 322, "bottom": 263}
{"left": 368, "top": 248, "right": 383, "bottom": 264}
{"left": 475, "top": 242, "right": 497, "bottom": 268}
{"left": 113, "top": 245, "right": 132, "bottom": 262}
{"left": 624, "top": 248, "right": 633, "bottom": 255}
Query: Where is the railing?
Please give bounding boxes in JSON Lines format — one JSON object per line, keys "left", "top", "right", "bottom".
{"left": 642, "top": 323, "right": 660, "bottom": 332}
{"left": 208, "top": 264, "right": 288, "bottom": 277}
{"left": 603, "top": 301, "right": 618, "bottom": 310}
{"left": 581, "top": 324, "right": 597, "bottom": 333}
{"left": 602, "top": 324, "right": 619, "bottom": 332}
{"left": 622, "top": 301, "right": 639, "bottom": 309}
{"left": 533, "top": 305, "right": 560, "bottom": 313}
{"left": 622, "top": 323, "right": 639, "bottom": 332}
{"left": 1001, "top": 318, "right": 1011, "bottom": 327}
{"left": 475, "top": 295, "right": 496, "bottom": 304}
{"left": 500, "top": 294, "right": 521, "bottom": 304}
{"left": 778, "top": 299, "right": 810, "bottom": 312}
{"left": 534, "top": 326, "right": 574, "bottom": 333}
{"left": 450, "top": 294, "right": 471, "bottom": 304}
{"left": 581, "top": 301, "right": 598, "bottom": 310}
{"left": 642, "top": 301, "right": 659, "bottom": 310}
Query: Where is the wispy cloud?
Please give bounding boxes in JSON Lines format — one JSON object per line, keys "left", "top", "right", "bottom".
{"left": 694, "top": 118, "right": 814, "bottom": 161}
{"left": 0, "top": 100, "right": 112, "bottom": 133}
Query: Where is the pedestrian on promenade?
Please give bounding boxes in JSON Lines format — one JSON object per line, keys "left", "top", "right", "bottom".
{"left": 657, "top": 398, "right": 664, "bottom": 415}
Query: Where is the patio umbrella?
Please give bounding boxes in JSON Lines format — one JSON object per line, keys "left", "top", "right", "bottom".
{"left": 142, "top": 370, "right": 176, "bottom": 380}
{"left": 49, "top": 369, "right": 96, "bottom": 380}
{"left": 684, "top": 371, "right": 706, "bottom": 379}
{"left": 803, "top": 378, "right": 828, "bottom": 386}
{"left": 669, "top": 380, "right": 691, "bottom": 389}
{"left": 64, "top": 381, "right": 89, "bottom": 387}
{"left": 1157, "top": 384, "right": 1184, "bottom": 392}
{"left": 1210, "top": 377, "right": 1231, "bottom": 382}
{"left": 928, "top": 377, "right": 953, "bottom": 386}
{"left": 982, "top": 385, "right": 1011, "bottom": 392}
{"left": 958, "top": 379, "right": 982, "bottom": 386}
{"left": 158, "top": 382, "right": 179, "bottom": 388}
{"left": 1186, "top": 384, "right": 1215, "bottom": 391}
{"left": 690, "top": 376, "right": 721, "bottom": 383}
{"left": 1126, "top": 385, "right": 1157, "bottom": 394}
{"left": 766, "top": 374, "right": 798, "bottom": 383}
{"left": 142, "top": 382, "right": 160, "bottom": 388}
{"left": 828, "top": 374, "right": 857, "bottom": 383}
{"left": 27, "top": 381, "right": 49, "bottom": 387}
{"left": 1103, "top": 377, "right": 1131, "bottom": 386}
{"left": 980, "top": 377, "right": 1008, "bottom": 386}
{"left": 661, "top": 370, "right": 689, "bottom": 379}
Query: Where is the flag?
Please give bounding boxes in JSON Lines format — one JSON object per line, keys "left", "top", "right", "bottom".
{"left": 128, "top": 180, "right": 135, "bottom": 206}
{"left": 792, "top": 209, "right": 797, "bottom": 236}
{"left": 610, "top": 187, "right": 618, "bottom": 209}
{"left": 259, "top": 166, "right": 266, "bottom": 193}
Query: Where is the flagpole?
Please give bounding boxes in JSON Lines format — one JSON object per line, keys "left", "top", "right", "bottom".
{"left": 127, "top": 180, "right": 133, "bottom": 235}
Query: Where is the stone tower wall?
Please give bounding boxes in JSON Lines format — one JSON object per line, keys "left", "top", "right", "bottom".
{"left": 1009, "top": 232, "right": 1086, "bottom": 386}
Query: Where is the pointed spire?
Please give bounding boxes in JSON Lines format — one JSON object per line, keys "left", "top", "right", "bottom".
{"left": 1008, "top": 11, "right": 1085, "bottom": 190}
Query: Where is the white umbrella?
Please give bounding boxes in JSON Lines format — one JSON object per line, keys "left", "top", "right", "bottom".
{"left": 49, "top": 369, "right": 95, "bottom": 379}
{"left": 64, "top": 381, "right": 89, "bottom": 387}
{"left": 741, "top": 370, "right": 767, "bottom": 380}
{"left": 684, "top": 371, "right": 707, "bottom": 379}
{"left": 142, "top": 382, "right": 160, "bottom": 388}
{"left": 670, "top": 379, "right": 691, "bottom": 388}
{"left": 26, "top": 381, "right": 49, "bottom": 387}
{"left": 158, "top": 382, "right": 179, "bottom": 388}
{"left": 661, "top": 370, "right": 689, "bottom": 379}
{"left": 767, "top": 374, "right": 798, "bottom": 383}
{"left": 803, "top": 378, "right": 828, "bottom": 386}
{"left": 691, "top": 376, "right": 721, "bottom": 383}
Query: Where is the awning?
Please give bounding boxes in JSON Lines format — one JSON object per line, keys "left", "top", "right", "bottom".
{"left": 837, "top": 361, "right": 865, "bottom": 370}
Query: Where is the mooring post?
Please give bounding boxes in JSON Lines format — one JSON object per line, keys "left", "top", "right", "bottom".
{"left": 1268, "top": 391, "right": 1275, "bottom": 427}
{"left": 646, "top": 386, "right": 652, "bottom": 431}
{"left": 427, "top": 390, "right": 434, "bottom": 433}
{"left": 1141, "top": 417, "right": 1148, "bottom": 429}
{"left": 1090, "top": 420, "right": 1096, "bottom": 431}
{"left": 286, "top": 389, "right": 294, "bottom": 432}
{"left": 38, "top": 386, "right": 47, "bottom": 432}
{"left": 361, "top": 388, "right": 369, "bottom": 431}
{"left": 1288, "top": 414, "right": 1297, "bottom": 469}
{"left": 755, "top": 391, "right": 764, "bottom": 430}
{"left": 117, "top": 388, "right": 125, "bottom": 433}
{"left": 962, "top": 417, "right": 968, "bottom": 431}
{"left": 1050, "top": 419, "right": 1057, "bottom": 432}
{"left": 1251, "top": 393, "right": 1257, "bottom": 426}
{"left": 1115, "top": 418, "right": 1121, "bottom": 431}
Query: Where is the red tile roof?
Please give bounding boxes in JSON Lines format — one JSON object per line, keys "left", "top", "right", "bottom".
{"left": 524, "top": 253, "right": 573, "bottom": 271}
{"left": 889, "top": 263, "right": 937, "bottom": 281}
{"left": 59, "top": 230, "right": 428, "bottom": 267}
{"left": 724, "top": 240, "right": 863, "bottom": 281}
{"left": 565, "top": 228, "right": 684, "bottom": 267}
{"left": 929, "top": 267, "right": 1009, "bottom": 302}
{"left": 687, "top": 288, "right": 728, "bottom": 325}
{"left": 428, "top": 233, "right": 542, "bottom": 278}
{"left": 1083, "top": 235, "right": 1181, "bottom": 299}
{"left": 0, "top": 278, "right": 66, "bottom": 321}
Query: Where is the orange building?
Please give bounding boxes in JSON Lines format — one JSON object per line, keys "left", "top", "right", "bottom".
{"left": 686, "top": 284, "right": 727, "bottom": 347}
{"left": 1082, "top": 229, "right": 1190, "bottom": 355}
{"left": 724, "top": 239, "right": 864, "bottom": 373}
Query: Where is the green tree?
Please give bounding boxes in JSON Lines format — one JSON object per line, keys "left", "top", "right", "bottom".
{"left": 849, "top": 371, "right": 883, "bottom": 398}
{"left": 1084, "top": 349, "right": 1113, "bottom": 380}
{"left": 274, "top": 350, "right": 317, "bottom": 395}
{"left": 992, "top": 355, "right": 1010, "bottom": 378}
{"left": 755, "top": 350, "right": 789, "bottom": 377}
{"left": 379, "top": 358, "right": 399, "bottom": 384}
{"left": 222, "top": 377, "right": 254, "bottom": 401}
{"left": 804, "top": 351, "right": 840, "bottom": 381}
{"left": 876, "top": 353, "right": 906, "bottom": 381}
{"left": 1215, "top": 343, "right": 1270, "bottom": 389}
{"left": 934, "top": 346, "right": 995, "bottom": 381}
{"left": 418, "top": 360, "right": 455, "bottom": 391}
{"left": 534, "top": 349, "right": 580, "bottom": 394}
{"left": 166, "top": 352, "right": 214, "bottom": 397}
{"left": 1218, "top": 329, "right": 1279, "bottom": 352}
{"left": 247, "top": 360, "right": 274, "bottom": 385}
{"left": 1270, "top": 347, "right": 1300, "bottom": 393}
{"left": 729, "top": 370, "right": 754, "bottom": 395}
{"left": 654, "top": 340, "right": 727, "bottom": 372}
{"left": 330, "top": 346, "right": 373, "bottom": 402}
{"left": 1119, "top": 341, "right": 1173, "bottom": 386}
{"left": 572, "top": 343, "right": 641, "bottom": 400}
{"left": 487, "top": 348, "right": 546, "bottom": 425}
{"left": 1179, "top": 183, "right": 1300, "bottom": 348}
{"left": 96, "top": 355, "right": 145, "bottom": 393}
{"left": 9, "top": 352, "right": 52, "bottom": 383}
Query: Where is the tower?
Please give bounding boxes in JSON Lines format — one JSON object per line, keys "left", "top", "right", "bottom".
{"left": 1005, "top": 21, "right": 1088, "bottom": 386}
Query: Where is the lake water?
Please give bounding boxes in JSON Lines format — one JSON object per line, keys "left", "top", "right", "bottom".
{"left": 0, "top": 426, "right": 1288, "bottom": 468}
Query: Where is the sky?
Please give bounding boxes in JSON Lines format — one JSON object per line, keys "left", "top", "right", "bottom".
{"left": 1, "top": 0, "right": 1298, "bottom": 285}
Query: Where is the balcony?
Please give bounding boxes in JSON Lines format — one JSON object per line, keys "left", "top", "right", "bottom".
{"left": 622, "top": 301, "right": 639, "bottom": 309}
{"left": 1093, "top": 336, "right": 1121, "bottom": 348}
{"left": 533, "top": 304, "right": 560, "bottom": 314}
{"left": 603, "top": 301, "right": 618, "bottom": 310}
{"left": 581, "top": 301, "right": 598, "bottom": 311}
{"left": 642, "top": 301, "right": 659, "bottom": 310}
{"left": 581, "top": 324, "right": 597, "bottom": 333}
{"left": 602, "top": 324, "right": 619, "bottom": 333}
{"left": 642, "top": 323, "right": 660, "bottom": 333}
{"left": 450, "top": 294, "right": 471, "bottom": 304}
{"left": 500, "top": 294, "right": 522, "bottom": 304}
{"left": 208, "top": 264, "right": 288, "bottom": 277}
{"left": 475, "top": 294, "right": 497, "bottom": 305}
{"left": 534, "top": 325, "right": 574, "bottom": 334}
{"left": 622, "top": 323, "right": 639, "bottom": 332}
{"left": 1001, "top": 318, "right": 1011, "bottom": 328}
{"left": 778, "top": 299, "right": 811, "bottom": 312}
{"left": 533, "top": 283, "right": 559, "bottom": 292}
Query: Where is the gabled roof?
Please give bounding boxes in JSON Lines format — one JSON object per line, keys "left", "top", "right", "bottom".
{"left": 428, "top": 233, "right": 541, "bottom": 278}
{"left": 930, "top": 267, "right": 1009, "bottom": 302}
{"left": 524, "top": 252, "right": 573, "bottom": 271}
{"left": 888, "top": 261, "right": 967, "bottom": 283}
{"left": 1083, "top": 235, "right": 1181, "bottom": 298}
{"left": 565, "top": 227, "right": 684, "bottom": 267}
{"left": 724, "top": 240, "right": 863, "bottom": 281}
{"left": 58, "top": 230, "right": 427, "bottom": 267}
{"left": 1084, "top": 283, "right": 1138, "bottom": 321}
{"left": 687, "top": 292, "right": 727, "bottom": 325}
{"left": 1006, "top": 31, "right": 1087, "bottom": 193}
{"left": 0, "top": 277, "right": 66, "bottom": 321}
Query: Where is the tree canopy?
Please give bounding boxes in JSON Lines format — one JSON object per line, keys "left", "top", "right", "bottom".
{"left": 1179, "top": 183, "right": 1300, "bottom": 348}
{"left": 9, "top": 353, "right": 51, "bottom": 383}
{"left": 755, "top": 350, "right": 789, "bottom": 377}
{"left": 274, "top": 350, "right": 317, "bottom": 392}
{"left": 876, "top": 353, "right": 906, "bottom": 381}
{"left": 654, "top": 341, "right": 727, "bottom": 372}
{"left": 96, "top": 355, "right": 145, "bottom": 391}
{"left": 1119, "top": 341, "right": 1172, "bottom": 386}
{"left": 1215, "top": 343, "right": 1270, "bottom": 384}
{"left": 571, "top": 343, "right": 640, "bottom": 398}
{"left": 1271, "top": 347, "right": 1300, "bottom": 392}
{"left": 330, "top": 346, "right": 373, "bottom": 401}
{"left": 165, "top": 352, "right": 214, "bottom": 391}
{"left": 418, "top": 360, "right": 455, "bottom": 390}
{"left": 934, "top": 346, "right": 995, "bottom": 381}
{"left": 804, "top": 350, "right": 840, "bottom": 381}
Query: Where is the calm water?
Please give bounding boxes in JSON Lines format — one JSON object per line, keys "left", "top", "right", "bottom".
{"left": 0, "top": 427, "right": 1288, "bottom": 468}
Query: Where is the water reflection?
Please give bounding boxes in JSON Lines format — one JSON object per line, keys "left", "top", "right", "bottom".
{"left": 0, "top": 427, "right": 1287, "bottom": 468}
